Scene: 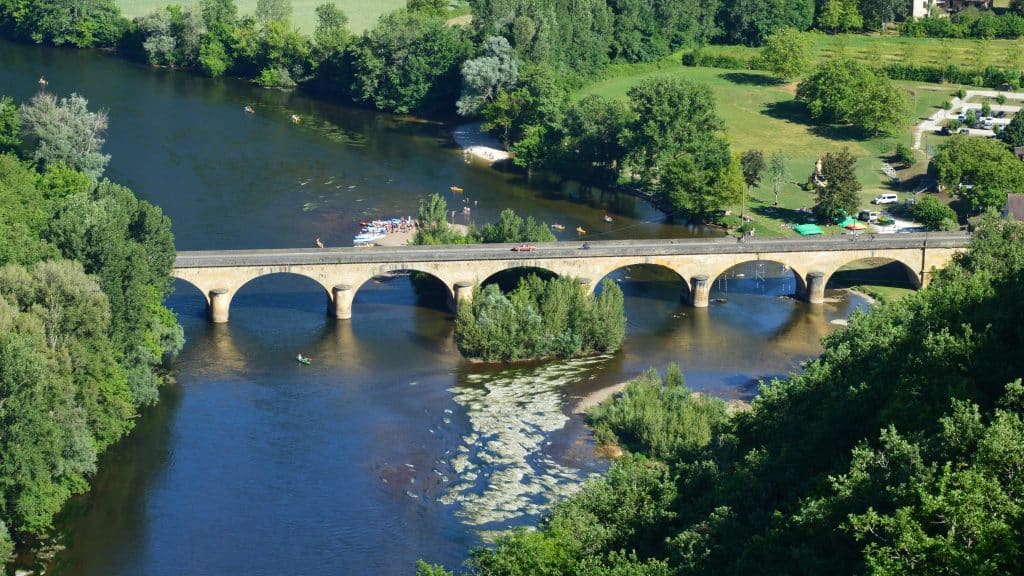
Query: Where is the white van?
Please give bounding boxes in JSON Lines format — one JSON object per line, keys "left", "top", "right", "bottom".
{"left": 873, "top": 193, "right": 898, "bottom": 205}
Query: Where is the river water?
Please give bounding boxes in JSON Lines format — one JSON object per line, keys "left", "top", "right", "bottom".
{"left": 2, "top": 39, "right": 868, "bottom": 575}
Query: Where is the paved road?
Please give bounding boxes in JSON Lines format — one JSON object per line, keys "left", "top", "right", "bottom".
{"left": 175, "top": 234, "right": 972, "bottom": 269}
{"left": 914, "top": 89, "right": 1024, "bottom": 150}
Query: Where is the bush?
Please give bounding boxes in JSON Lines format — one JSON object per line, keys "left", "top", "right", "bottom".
{"left": 256, "top": 66, "right": 296, "bottom": 88}
{"left": 941, "top": 100, "right": 952, "bottom": 110}
{"left": 956, "top": 87, "right": 967, "bottom": 99}
{"left": 911, "top": 195, "right": 959, "bottom": 230}
{"left": 588, "top": 365, "right": 728, "bottom": 460}
{"left": 894, "top": 142, "right": 915, "bottom": 166}
{"left": 720, "top": 214, "right": 742, "bottom": 229}
{"left": 997, "top": 93, "right": 1008, "bottom": 105}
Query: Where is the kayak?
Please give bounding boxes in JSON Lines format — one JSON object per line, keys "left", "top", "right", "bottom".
{"left": 296, "top": 354, "right": 311, "bottom": 365}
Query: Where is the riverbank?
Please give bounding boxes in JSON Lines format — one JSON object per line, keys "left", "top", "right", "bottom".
{"left": 452, "top": 123, "right": 512, "bottom": 164}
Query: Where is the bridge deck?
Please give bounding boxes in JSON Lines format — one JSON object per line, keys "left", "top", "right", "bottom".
{"left": 174, "top": 234, "right": 971, "bottom": 268}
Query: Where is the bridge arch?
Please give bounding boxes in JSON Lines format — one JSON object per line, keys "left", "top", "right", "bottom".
{"left": 594, "top": 263, "right": 689, "bottom": 302}
{"left": 347, "top": 269, "right": 456, "bottom": 317}
{"left": 823, "top": 254, "right": 922, "bottom": 290}
{"left": 824, "top": 256, "right": 922, "bottom": 296}
{"left": 706, "top": 256, "right": 809, "bottom": 302}
{"left": 480, "top": 265, "right": 559, "bottom": 293}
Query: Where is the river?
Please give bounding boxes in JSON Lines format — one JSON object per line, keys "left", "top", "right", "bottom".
{"left": 1, "top": 39, "right": 868, "bottom": 575}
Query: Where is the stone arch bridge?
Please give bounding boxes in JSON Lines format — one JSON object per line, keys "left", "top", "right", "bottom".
{"left": 173, "top": 234, "right": 970, "bottom": 323}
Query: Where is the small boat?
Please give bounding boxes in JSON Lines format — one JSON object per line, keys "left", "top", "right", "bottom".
{"left": 576, "top": 226, "right": 587, "bottom": 235}
{"left": 551, "top": 223, "right": 565, "bottom": 231}
{"left": 244, "top": 105, "right": 254, "bottom": 114}
{"left": 291, "top": 114, "right": 301, "bottom": 124}
{"left": 603, "top": 215, "right": 613, "bottom": 223}
{"left": 296, "top": 354, "right": 312, "bottom": 365}
{"left": 450, "top": 186, "right": 463, "bottom": 193}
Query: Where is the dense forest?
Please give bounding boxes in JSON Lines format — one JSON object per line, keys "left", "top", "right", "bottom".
{"left": 0, "top": 92, "right": 182, "bottom": 564}
{"left": 416, "top": 212, "right": 1024, "bottom": 575}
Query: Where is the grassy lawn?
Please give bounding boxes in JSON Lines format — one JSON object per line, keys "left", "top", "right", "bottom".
{"left": 578, "top": 64, "right": 953, "bottom": 237}
{"left": 115, "top": 0, "right": 406, "bottom": 33}
{"left": 694, "top": 31, "right": 1024, "bottom": 72}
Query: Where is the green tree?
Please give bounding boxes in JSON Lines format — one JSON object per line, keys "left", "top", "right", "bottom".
{"left": 719, "top": 0, "right": 815, "bottom": 46}
{"left": 556, "top": 95, "right": 631, "bottom": 185}
{"left": 406, "top": 0, "right": 447, "bottom": 15}
{"left": 256, "top": 0, "right": 292, "bottom": 26}
{"left": 817, "top": 0, "right": 862, "bottom": 33}
{"left": 624, "top": 76, "right": 731, "bottom": 195}
{"left": 797, "top": 58, "right": 909, "bottom": 134}
{"left": 930, "top": 135, "right": 1024, "bottom": 212}
{"left": 894, "top": 142, "right": 915, "bottom": 166}
{"left": 999, "top": 111, "right": 1024, "bottom": 147}
{"left": 765, "top": 151, "right": 789, "bottom": 206}
{"left": 478, "top": 209, "right": 556, "bottom": 243}
{"left": 348, "top": 9, "right": 472, "bottom": 114}
{"left": 457, "top": 36, "right": 519, "bottom": 116}
{"left": 313, "top": 2, "right": 349, "bottom": 59}
{"left": 46, "top": 181, "right": 183, "bottom": 405}
{"left": 658, "top": 152, "right": 742, "bottom": 221}
{"left": 18, "top": 92, "right": 110, "bottom": 179}
{"left": 0, "top": 154, "right": 59, "bottom": 266}
{"left": 758, "top": 27, "right": 813, "bottom": 80}
{"left": 911, "top": 195, "right": 958, "bottom": 231}
{"left": 0, "top": 95, "right": 20, "bottom": 154}
{"left": 812, "top": 148, "right": 861, "bottom": 221}
{"left": 740, "top": 149, "right": 765, "bottom": 220}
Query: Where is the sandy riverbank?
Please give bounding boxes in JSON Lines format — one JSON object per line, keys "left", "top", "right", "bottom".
{"left": 571, "top": 381, "right": 629, "bottom": 415}
{"left": 452, "top": 122, "right": 512, "bottom": 164}
{"left": 371, "top": 223, "right": 469, "bottom": 247}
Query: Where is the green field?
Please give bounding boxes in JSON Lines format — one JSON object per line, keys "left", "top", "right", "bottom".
{"left": 578, "top": 63, "right": 951, "bottom": 237}
{"left": 695, "top": 31, "right": 1024, "bottom": 73}
{"left": 115, "top": 0, "right": 405, "bottom": 33}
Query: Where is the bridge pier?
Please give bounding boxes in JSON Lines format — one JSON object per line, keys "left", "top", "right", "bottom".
{"left": 803, "top": 271, "right": 826, "bottom": 304}
{"left": 689, "top": 275, "right": 710, "bottom": 308}
{"left": 453, "top": 281, "right": 474, "bottom": 313}
{"left": 209, "top": 288, "right": 231, "bottom": 323}
{"left": 330, "top": 284, "right": 354, "bottom": 319}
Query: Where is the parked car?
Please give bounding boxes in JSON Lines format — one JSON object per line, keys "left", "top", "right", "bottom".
{"left": 873, "top": 193, "right": 898, "bottom": 205}
{"left": 982, "top": 118, "right": 994, "bottom": 129}
{"left": 939, "top": 125, "right": 952, "bottom": 136}
{"left": 996, "top": 83, "right": 1014, "bottom": 92}
{"left": 859, "top": 210, "right": 880, "bottom": 222}
{"left": 996, "top": 110, "right": 1007, "bottom": 118}
{"left": 511, "top": 244, "right": 535, "bottom": 252}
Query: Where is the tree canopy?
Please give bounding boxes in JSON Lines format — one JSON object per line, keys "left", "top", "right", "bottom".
{"left": 812, "top": 147, "right": 862, "bottom": 221}
{"left": 930, "top": 135, "right": 1024, "bottom": 212}
{"left": 796, "top": 58, "right": 909, "bottom": 135}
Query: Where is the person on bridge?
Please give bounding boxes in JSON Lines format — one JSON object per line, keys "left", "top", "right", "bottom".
{"left": 315, "top": 237, "right": 324, "bottom": 249}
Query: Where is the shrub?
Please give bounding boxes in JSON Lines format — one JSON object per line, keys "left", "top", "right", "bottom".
{"left": 997, "top": 93, "right": 1007, "bottom": 105}
{"left": 956, "top": 87, "right": 967, "bottom": 99}
{"left": 894, "top": 142, "right": 915, "bottom": 166}
{"left": 941, "top": 100, "right": 952, "bottom": 110}
{"left": 720, "top": 215, "right": 742, "bottom": 229}
{"left": 911, "top": 195, "right": 958, "bottom": 230}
